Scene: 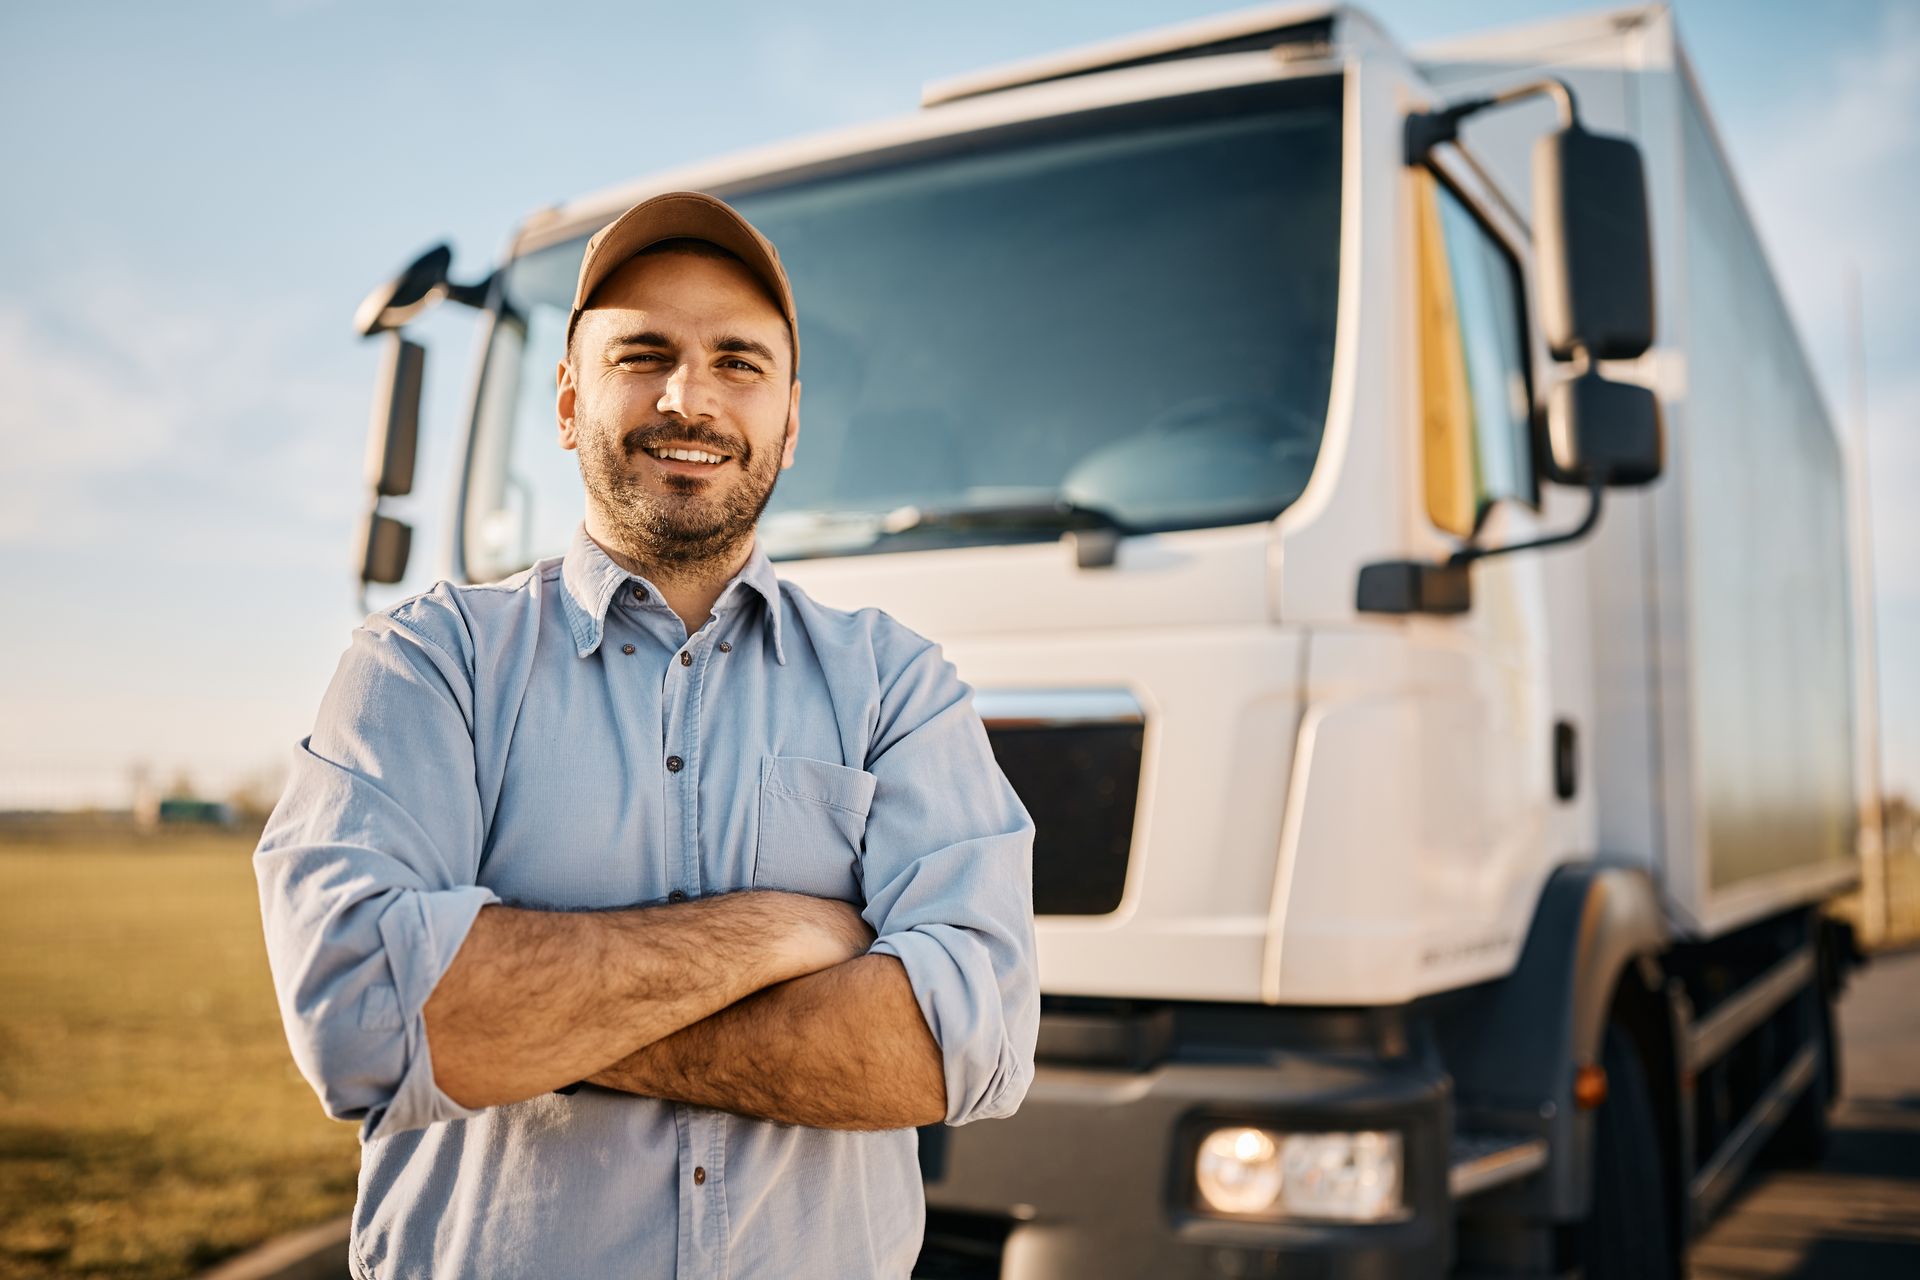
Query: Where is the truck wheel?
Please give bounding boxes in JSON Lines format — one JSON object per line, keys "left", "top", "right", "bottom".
{"left": 1578, "top": 1024, "right": 1677, "bottom": 1280}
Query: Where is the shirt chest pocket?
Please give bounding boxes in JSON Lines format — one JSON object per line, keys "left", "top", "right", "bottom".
{"left": 753, "top": 755, "right": 877, "bottom": 903}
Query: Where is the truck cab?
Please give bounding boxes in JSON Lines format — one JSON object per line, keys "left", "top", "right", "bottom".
{"left": 352, "top": 6, "right": 1864, "bottom": 1277}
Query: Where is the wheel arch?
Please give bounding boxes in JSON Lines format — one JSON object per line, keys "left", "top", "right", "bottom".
{"left": 1438, "top": 861, "right": 1674, "bottom": 1222}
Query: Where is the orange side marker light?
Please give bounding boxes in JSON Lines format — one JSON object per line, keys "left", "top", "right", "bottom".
{"left": 1574, "top": 1062, "right": 1609, "bottom": 1110}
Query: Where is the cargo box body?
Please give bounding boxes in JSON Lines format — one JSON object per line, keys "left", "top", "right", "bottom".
{"left": 1420, "top": 6, "right": 1862, "bottom": 938}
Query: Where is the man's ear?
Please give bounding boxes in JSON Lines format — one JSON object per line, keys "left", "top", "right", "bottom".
{"left": 556, "top": 357, "right": 579, "bottom": 451}
{"left": 780, "top": 378, "right": 801, "bottom": 470}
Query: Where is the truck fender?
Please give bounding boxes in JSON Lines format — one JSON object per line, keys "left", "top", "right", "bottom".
{"left": 1438, "top": 861, "right": 1670, "bottom": 1220}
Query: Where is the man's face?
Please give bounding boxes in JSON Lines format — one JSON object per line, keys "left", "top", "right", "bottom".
{"left": 557, "top": 250, "right": 800, "bottom": 566}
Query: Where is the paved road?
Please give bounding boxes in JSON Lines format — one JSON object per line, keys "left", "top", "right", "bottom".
{"left": 1691, "top": 946, "right": 1920, "bottom": 1278}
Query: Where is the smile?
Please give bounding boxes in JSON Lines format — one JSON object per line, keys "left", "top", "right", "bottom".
{"left": 644, "top": 446, "right": 730, "bottom": 466}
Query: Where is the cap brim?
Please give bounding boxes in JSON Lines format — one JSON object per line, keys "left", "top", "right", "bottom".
{"left": 569, "top": 191, "right": 797, "bottom": 367}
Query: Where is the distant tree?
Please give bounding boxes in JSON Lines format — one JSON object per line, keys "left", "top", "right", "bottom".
{"left": 1885, "top": 793, "right": 1917, "bottom": 859}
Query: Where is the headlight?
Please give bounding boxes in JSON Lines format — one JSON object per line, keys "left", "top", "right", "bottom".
{"left": 1195, "top": 1128, "right": 1286, "bottom": 1214}
{"left": 1192, "top": 1127, "right": 1404, "bottom": 1222}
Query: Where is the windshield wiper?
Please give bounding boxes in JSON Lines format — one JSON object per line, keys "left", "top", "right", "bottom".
{"left": 879, "top": 500, "right": 1130, "bottom": 568}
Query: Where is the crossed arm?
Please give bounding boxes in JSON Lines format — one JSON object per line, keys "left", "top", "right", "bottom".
{"left": 588, "top": 951, "right": 947, "bottom": 1129}
{"left": 423, "top": 895, "right": 946, "bottom": 1128}
{"left": 263, "top": 608, "right": 1030, "bottom": 1140}
{"left": 429, "top": 646, "right": 1029, "bottom": 1128}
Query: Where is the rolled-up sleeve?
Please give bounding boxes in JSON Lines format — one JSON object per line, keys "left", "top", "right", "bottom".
{"left": 255, "top": 603, "right": 499, "bottom": 1144}
{"left": 860, "top": 627, "right": 1038, "bottom": 1126}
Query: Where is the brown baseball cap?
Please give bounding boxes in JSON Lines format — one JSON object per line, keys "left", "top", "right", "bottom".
{"left": 567, "top": 190, "right": 798, "bottom": 371}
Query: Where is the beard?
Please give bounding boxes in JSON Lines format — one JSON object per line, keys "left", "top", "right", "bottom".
{"left": 576, "top": 411, "right": 787, "bottom": 569}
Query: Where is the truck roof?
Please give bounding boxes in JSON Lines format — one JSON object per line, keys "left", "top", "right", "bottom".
{"left": 1415, "top": 2, "right": 1667, "bottom": 67}
{"left": 916, "top": 2, "right": 1343, "bottom": 107}
{"left": 919, "top": 2, "right": 1675, "bottom": 107}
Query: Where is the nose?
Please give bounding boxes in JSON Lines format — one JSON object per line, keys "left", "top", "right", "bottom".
{"left": 656, "top": 360, "right": 719, "bottom": 422}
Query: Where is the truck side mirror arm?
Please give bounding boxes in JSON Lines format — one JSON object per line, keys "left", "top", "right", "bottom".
{"left": 1448, "top": 476, "right": 1604, "bottom": 567}
{"left": 1403, "top": 78, "right": 1578, "bottom": 166}
{"left": 1356, "top": 479, "right": 1601, "bottom": 617}
{"left": 354, "top": 242, "right": 495, "bottom": 338}
{"left": 1359, "top": 369, "right": 1665, "bottom": 616}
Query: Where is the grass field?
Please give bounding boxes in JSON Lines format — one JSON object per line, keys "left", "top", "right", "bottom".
{"left": 0, "top": 828, "right": 359, "bottom": 1279}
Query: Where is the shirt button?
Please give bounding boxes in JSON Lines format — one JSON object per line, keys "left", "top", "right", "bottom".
{"left": 667, "top": 889, "right": 687, "bottom": 903}
{"left": 693, "top": 1166, "right": 706, "bottom": 1186}
{"left": 679, "top": 651, "right": 692, "bottom": 667}
{"left": 621, "top": 644, "right": 636, "bottom": 655}
{"left": 666, "top": 755, "right": 684, "bottom": 773}
{"left": 717, "top": 641, "right": 732, "bottom": 653}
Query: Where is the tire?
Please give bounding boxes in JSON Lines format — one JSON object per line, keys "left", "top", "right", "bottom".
{"left": 1577, "top": 1024, "right": 1678, "bottom": 1280}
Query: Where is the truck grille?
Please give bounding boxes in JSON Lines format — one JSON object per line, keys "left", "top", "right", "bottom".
{"left": 979, "top": 691, "right": 1144, "bottom": 916}
{"left": 913, "top": 1208, "right": 1011, "bottom": 1278}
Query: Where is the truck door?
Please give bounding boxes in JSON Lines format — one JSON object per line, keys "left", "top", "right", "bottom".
{"left": 1401, "top": 156, "right": 1562, "bottom": 978}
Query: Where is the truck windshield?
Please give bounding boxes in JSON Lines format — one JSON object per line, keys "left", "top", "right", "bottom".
{"left": 464, "top": 79, "right": 1341, "bottom": 577}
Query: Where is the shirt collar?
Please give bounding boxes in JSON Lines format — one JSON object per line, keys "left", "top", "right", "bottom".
{"left": 560, "top": 524, "right": 785, "bottom": 664}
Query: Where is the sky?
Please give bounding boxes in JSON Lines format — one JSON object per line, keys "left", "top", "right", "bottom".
{"left": 0, "top": 0, "right": 1914, "bottom": 811}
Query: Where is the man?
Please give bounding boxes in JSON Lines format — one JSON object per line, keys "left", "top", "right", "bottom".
{"left": 256, "top": 191, "right": 1038, "bottom": 1278}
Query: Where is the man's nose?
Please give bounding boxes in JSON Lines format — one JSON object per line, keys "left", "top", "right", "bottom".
{"left": 656, "top": 361, "right": 718, "bottom": 421}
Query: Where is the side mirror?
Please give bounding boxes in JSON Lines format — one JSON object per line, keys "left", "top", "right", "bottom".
{"left": 350, "top": 240, "right": 490, "bottom": 602}
{"left": 358, "top": 508, "right": 413, "bottom": 585}
{"left": 1543, "top": 370, "right": 1663, "bottom": 488}
{"left": 365, "top": 334, "right": 424, "bottom": 497}
{"left": 1533, "top": 123, "right": 1655, "bottom": 361}
{"left": 354, "top": 244, "right": 452, "bottom": 338}
{"left": 356, "top": 335, "right": 422, "bottom": 588}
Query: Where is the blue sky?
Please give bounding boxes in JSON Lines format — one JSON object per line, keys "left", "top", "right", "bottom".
{"left": 1, "top": 0, "right": 1914, "bottom": 809}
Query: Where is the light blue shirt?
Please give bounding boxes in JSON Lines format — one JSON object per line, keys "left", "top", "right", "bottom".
{"left": 255, "top": 524, "right": 1038, "bottom": 1279}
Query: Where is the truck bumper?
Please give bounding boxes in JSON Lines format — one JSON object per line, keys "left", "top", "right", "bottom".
{"left": 919, "top": 1051, "right": 1452, "bottom": 1279}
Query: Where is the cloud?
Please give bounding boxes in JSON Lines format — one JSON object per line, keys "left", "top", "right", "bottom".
{"left": 0, "top": 261, "right": 378, "bottom": 802}
{"left": 0, "top": 305, "right": 176, "bottom": 540}
{"left": 0, "top": 266, "right": 365, "bottom": 559}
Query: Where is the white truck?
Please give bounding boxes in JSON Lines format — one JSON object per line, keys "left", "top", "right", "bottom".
{"left": 349, "top": 5, "right": 1868, "bottom": 1276}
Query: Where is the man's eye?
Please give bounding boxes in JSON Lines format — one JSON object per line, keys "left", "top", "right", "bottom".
{"left": 618, "top": 353, "right": 666, "bottom": 366}
{"left": 720, "top": 359, "right": 760, "bottom": 373}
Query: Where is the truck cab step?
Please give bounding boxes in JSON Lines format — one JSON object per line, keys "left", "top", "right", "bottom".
{"left": 1449, "top": 1133, "right": 1549, "bottom": 1200}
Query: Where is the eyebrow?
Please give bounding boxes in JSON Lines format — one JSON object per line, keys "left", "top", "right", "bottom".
{"left": 606, "top": 330, "right": 673, "bottom": 350}
{"left": 605, "top": 331, "right": 779, "bottom": 367}
{"left": 715, "top": 336, "right": 779, "bottom": 365}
